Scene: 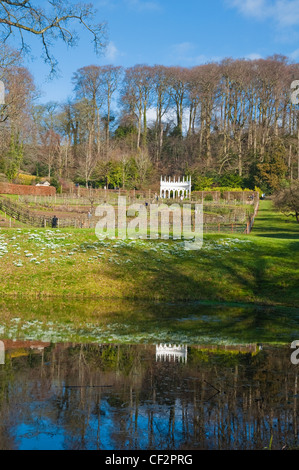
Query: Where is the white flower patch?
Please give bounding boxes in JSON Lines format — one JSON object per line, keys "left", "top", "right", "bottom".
{"left": 13, "top": 260, "right": 23, "bottom": 267}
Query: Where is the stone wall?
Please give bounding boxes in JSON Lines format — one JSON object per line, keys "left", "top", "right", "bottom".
{"left": 0, "top": 183, "right": 56, "bottom": 196}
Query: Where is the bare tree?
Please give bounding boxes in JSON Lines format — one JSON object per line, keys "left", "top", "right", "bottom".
{"left": 273, "top": 182, "right": 299, "bottom": 223}
{"left": 40, "top": 128, "right": 61, "bottom": 179}
{"left": 98, "top": 65, "right": 123, "bottom": 152}
{"left": 121, "top": 65, "right": 154, "bottom": 150}
{"left": 192, "top": 63, "right": 220, "bottom": 168}
{"left": 0, "top": 0, "right": 107, "bottom": 73}
{"left": 167, "top": 66, "right": 189, "bottom": 138}
{"left": 152, "top": 65, "right": 171, "bottom": 161}
{"left": 73, "top": 66, "right": 105, "bottom": 165}
{"left": 0, "top": 43, "right": 21, "bottom": 79}
{"left": 1, "top": 65, "right": 36, "bottom": 130}
{"left": 73, "top": 98, "right": 101, "bottom": 187}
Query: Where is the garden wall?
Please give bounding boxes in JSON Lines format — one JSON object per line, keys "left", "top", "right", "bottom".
{"left": 0, "top": 183, "right": 56, "bottom": 196}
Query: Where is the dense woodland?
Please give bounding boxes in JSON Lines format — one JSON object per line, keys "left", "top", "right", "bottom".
{"left": 1, "top": 46, "right": 299, "bottom": 193}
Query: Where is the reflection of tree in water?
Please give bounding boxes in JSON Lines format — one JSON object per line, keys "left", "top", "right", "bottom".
{"left": 0, "top": 343, "right": 298, "bottom": 449}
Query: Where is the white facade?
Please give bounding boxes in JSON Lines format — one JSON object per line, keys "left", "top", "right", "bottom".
{"left": 0, "top": 341, "right": 4, "bottom": 365}
{"left": 36, "top": 181, "right": 51, "bottom": 186}
{"left": 160, "top": 176, "right": 191, "bottom": 199}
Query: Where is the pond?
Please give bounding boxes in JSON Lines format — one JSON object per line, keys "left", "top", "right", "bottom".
{"left": 0, "top": 299, "right": 299, "bottom": 450}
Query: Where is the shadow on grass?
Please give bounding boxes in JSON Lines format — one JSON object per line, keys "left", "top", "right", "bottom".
{"left": 252, "top": 202, "right": 299, "bottom": 239}
{"left": 99, "top": 235, "right": 299, "bottom": 309}
{"left": 256, "top": 233, "right": 299, "bottom": 239}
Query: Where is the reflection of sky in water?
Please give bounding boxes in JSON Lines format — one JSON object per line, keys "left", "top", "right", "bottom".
{"left": 12, "top": 396, "right": 252, "bottom": 450}
{"left": 12, "top": 392, "right": 190, "bottom": 450}
{"left": 0, "top": 343, "right": 298, "bottom": 450}
{"left": 12, "top": 397, "right": 274, "bottom": 450}
{"left": 0, "top": 301, "right": 299, "bottom": 449}
{"left": 16, "top": 421, "right": 65, "bottom": 450}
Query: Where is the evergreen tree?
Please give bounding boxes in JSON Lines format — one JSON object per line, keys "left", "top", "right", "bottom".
{"left": 5, "top": 133, "right": 23, "bottom": 182}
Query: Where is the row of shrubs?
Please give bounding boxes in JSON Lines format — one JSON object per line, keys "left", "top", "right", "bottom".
{"left": 11, "top": 173, "right": 58, "bottom": 188}
{"left": 193, "top": 186, "right": 262, "bottom": 200}
{"left": 8, "top": 173, "right": 263, "bottom": 199}
{"left": 0, "top": 173, "right": 38, "bottom": 185}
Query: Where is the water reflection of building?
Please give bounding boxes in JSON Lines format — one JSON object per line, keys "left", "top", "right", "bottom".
{"left": 0, "top": 341, "right": 4, "bottom": 365}
{"left": 156, "top": 344, "right": 188, "bottom": 363}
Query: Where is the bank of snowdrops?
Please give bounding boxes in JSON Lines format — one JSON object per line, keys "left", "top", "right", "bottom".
{"left": 0, "top": 206, "right": 298, "bottom": 307}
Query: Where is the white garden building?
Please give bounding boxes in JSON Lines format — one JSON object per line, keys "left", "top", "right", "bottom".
{"left": 160, "top": 176, "right": 192, "bottom": 199}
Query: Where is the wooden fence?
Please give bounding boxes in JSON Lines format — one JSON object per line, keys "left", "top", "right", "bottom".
{"left": 61, "top": 186, "right": 259, "bottom": 203}
{"left": 204, "top": 223, "right": 248, "bottom": 234}
{"left": 0, "top": 196, "right": 87, "bottom": 228}
{"left": 244, "top": 199, "right": 260, "bottom": 234}
{"left": 0, "top": 194, "right": 256, "bottom": 233}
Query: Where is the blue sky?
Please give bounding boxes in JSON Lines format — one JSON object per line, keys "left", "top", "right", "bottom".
{"left": 7, "top": 0, "right": 299, "bottom": 103}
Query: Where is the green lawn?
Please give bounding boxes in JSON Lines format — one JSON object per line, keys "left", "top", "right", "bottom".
{"left": 0, "top": 200, "right": 298, "bottom": 307}
{"left": 0, "top": 194, "right": 19, "bottom": 201}
{"left": 252, "top": 200, "right": 299, "bottom": 238}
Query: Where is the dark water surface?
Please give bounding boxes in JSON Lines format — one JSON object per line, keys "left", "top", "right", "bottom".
{"left": 0, "top": 341, "right": 298, "bottom": 450}
{"left": 1, "top": 299, "right": 299, "bottom": 450}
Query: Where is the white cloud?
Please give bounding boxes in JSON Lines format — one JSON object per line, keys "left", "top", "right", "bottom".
{"left": 228, "top": 0, "right": 269, "bottom": 19}
{"left": 289, "top": 48, "right": 299, "bottom": 59}
{"left": 125, "top": 0, "right": 161, "bottom": 11}
{"left": 104, "top": 42, "right": 125, "bottom": 62}
{"left": 228, "top": 0, "right": 299, "bottom": 27}
{"left": 97, "top": 0, "right": 116, "bottom": 6}
{"left": 105, "top": 42, "right": 119, "bottom": 61}
{"left": 171, "top": 42, "right": 196, "bottom": 57}
{"left": 276, "top": 1, "right": 299, "bottom": 27}
{"left": 245, "top": 52, "right": 263, "bottom": 60}
{"left": 169, "top": 43, "right": 221, "bottom": 65}
{"left": 97, "top": 0, "right": 161, "bottom": 11}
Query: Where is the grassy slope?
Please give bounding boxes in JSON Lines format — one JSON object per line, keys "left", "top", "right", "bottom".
{"left": 246, "top": 200, "right": 299, "bottom": 306}
{"left": 0, "top": 200, "right": 298, "bottom": 307}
